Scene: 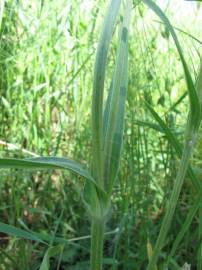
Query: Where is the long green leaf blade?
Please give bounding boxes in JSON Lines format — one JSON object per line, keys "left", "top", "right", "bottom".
{"left": 145, "top": 102, "right": 200, "bottom": 191}
{"left": 142, "top": 2, "right": 202, "bottom": 269}
{"left": 91, "top": 0, "right": 121, "bottom": 187}
{"left": 143, "top": 0, "right": 201, "bottom": 131}
{"left": 0, "top": 222, "right": 46, "bottom": 244}
{"left": 103, "top": 0, "right": 132, "bottom": 193}
{"left": 0, "top": 157, "right": 107, "bottom": 194}
{"left": 0, "top": 156, "right": 91, "bottom": 179}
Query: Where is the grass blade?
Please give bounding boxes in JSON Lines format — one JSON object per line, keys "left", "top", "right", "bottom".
{"left": 91, "top": 0, "right": 121, "bottom": 187}
{"left": 0, "top": 157, "right": 91, "bottom": 180}
{"left": 145, "top": 102, "right": 200, "bottom": 191}
{"left": 166, "top": 190, "right": 202, "bottom": 266}
{"left": 0, "top": 157, "right": 107, "bottom": 195}
{"left": 155, "top": 20, "right": 202, "bottom": 45}
{"left": 90, "top": 1, "right": 132, "bottom": 269}
{"left": 0, "top": 222, "right": 47, "bottom": 244}
{"left": 103, "top": 0, "right": 132, "bottom": 193}
{"left": 143, "top": 1, "right": 202, "bottom": 268}
{"left": 39, "top": 245, "right": 63, "bottom": 270}
{"left": 143, "top": 0, "right": 201, "bottom": 132}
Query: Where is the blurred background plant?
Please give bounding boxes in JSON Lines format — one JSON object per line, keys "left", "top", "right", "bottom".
{"left": 0, "top": 0, "right": 202, "bottom": 269}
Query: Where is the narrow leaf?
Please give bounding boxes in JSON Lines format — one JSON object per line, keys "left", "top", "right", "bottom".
{"left": 167, "top": 190, "right": 202, "bottom": 266}
{"left": 0, "top": 157, "right": 106, "bottom": 195}
{"left": 145, "top": 101, "right": 200, "bottom": 191}
{"left": 0, "top": 222, "right": 46, "bottom": 244}
{"left": 39, "top": 245, "right": 63, "bottom": 270}
{"left": 103, "top": 0, "right": 132, "bottom": 193}
{"left": 91, "top": 0, "right": 121, "bottom": 186}
{"left": 143, "top": 0, "right": 201, "bottom": 131}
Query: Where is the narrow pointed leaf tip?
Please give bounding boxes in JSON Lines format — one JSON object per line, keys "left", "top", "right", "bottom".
{"left": 143, "top": 0, "right": 201, "bottom": 130}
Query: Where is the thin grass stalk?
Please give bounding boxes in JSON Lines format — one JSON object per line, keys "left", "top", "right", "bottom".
{"left": 166, "top": 62, "right": 202, "bottom": 269}
{"left": 143, "top": 1, "right": 202, "bottom": 268}
{"left": 147, "top": 129, "right": 198, "bottom": 270}
{"left": 145, "top": 102, "right": 201, "bottom": 191}
{"left": 147, "top": 62, "right": 202, "bottom": 270}
{"left": 145, "top": 102, "right": 202, "bottom": 267}
{"left": 197, "top": 60, "right": 202, "bottom": 270}
{"left": 166, "top": 189, "right": 202, "bottom": 267}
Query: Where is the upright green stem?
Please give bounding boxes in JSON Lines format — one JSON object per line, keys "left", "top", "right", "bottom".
{"left": 90, "top": 218, "right": 105, "bottom": 270}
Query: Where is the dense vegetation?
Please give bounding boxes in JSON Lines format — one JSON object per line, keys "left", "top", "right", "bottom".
{"left": 0, "top": 0, "right": 202, "bottom": 269}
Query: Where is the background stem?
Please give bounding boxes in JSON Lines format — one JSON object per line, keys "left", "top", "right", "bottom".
{"left": 147, "top": 131, "right": 197, "bottom": 270}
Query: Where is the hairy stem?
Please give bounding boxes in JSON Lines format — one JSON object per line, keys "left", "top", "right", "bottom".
{"left": 90, "top": 218, "right": 105, "bottom": 270}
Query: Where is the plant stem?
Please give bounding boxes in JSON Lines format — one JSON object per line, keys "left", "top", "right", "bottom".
{"left": 90, "top": 218, "right": 105, "bottom": 270}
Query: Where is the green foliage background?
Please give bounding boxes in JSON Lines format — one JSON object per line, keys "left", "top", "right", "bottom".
{"left": 0, "top": 0, "right": 201, "bottom": 269}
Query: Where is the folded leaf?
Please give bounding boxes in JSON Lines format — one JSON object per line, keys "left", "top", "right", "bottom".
{"left": 83, "top": 181, "right": 109, "bottom": 220}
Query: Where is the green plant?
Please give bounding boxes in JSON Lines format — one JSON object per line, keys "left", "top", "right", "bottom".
{"left": 1, "top": 0, "right": 201, "bottom": 269}
{"left": 0, "top": 0, "right": 132, "bottom": 269}
{"left": 143, "top": 0, "right": 202, "bottom": 269}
